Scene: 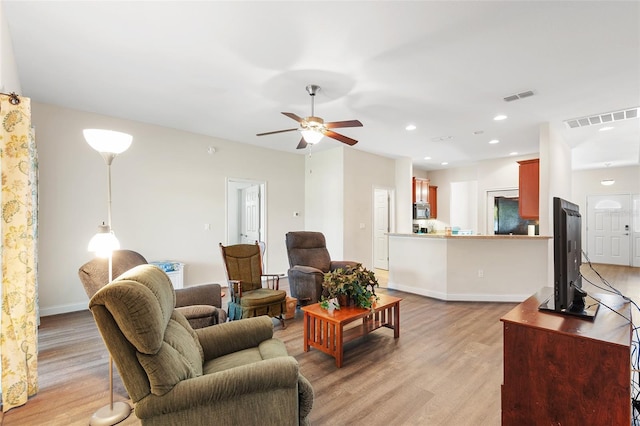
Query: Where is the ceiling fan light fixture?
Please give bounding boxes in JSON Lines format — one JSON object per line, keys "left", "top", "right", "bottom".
{"left": 301, "top": 129, "right": 324, "bottom": 144}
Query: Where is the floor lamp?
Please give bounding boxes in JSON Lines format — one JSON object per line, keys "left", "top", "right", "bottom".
{"left": 85, "top": 128, "right": 133, "bottom": 426}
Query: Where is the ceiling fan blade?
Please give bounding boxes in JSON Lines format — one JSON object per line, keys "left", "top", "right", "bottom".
{"left": 296, "top": 138, "right": 308, "bottom": 150}
{"left": 281, "top": 112, "right": 305, "bottom": 123}
{"left": 325, "top": 119, "right": 363, "bottom": 129}
{"left": 324, "top": 130, "right": 358, "bottom": 146}
{"left": 256, "top": 128, "right": 298, "bottom": 136}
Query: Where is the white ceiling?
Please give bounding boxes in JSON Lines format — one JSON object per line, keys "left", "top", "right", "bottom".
{"left": 4, "top": 1, "right": 639, "bottom": 171}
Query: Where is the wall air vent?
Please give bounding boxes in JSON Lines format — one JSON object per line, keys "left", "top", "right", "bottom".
{"left": 564, "top": 107, "right": 640, "bottom": 129}
{"left": 503, "top": 90, "right": 535, "bottom": 102}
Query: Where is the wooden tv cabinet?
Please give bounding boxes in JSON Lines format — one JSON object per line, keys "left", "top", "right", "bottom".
{"left": 500, "top": 287, "right": 631, "bottom": 425}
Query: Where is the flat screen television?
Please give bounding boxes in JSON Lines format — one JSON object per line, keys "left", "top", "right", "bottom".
{"left": 539, "top": 197, "right": 598, "bottom": 319}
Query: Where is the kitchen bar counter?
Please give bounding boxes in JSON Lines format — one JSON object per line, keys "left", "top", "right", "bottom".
{"left": 389, "top": 233, "right": 551, "bottom": 240}
{"left": 387, "top": 233, "right": 551, "bottom": 302}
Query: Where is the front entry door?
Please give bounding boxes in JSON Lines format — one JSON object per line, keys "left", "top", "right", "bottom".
{"left": 586, "top": 194, "right": 631, "bottom": 266}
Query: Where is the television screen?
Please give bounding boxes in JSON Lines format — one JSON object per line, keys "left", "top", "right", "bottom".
{"left": 539, "top": 197, "right": 598, "bottom": 319}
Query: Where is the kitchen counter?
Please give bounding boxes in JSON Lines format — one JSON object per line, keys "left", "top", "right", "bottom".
{"left": 390, "top": 233, "right": 551, "bottom": 240}
{"left": 387, "top": 233, "right": 551, "bottom": 302}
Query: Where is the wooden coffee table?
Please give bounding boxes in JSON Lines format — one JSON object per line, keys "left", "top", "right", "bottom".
{"left": 302, "top": 293, "right": 401, "bottom": 367}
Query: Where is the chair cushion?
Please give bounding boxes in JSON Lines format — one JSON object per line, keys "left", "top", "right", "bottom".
{"left": 285, "top": 232, "right": 332, "bottom": 272}
{"left": 137, "top": 311, "right": 204, "bottom": 396}
{"left": 202, "top": 338, "right": 289, "bottom": 374}
{"left": 239, "top": 288, "right": 287, "bottom": 307}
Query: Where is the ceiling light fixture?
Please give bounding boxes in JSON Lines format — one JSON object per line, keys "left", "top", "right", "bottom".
{"left": 300, "top": 129, "right": 324, "bottom": 144}
{"left": 601, "top": 179, "right": 615, "bottom": 186}
{"left": 599, "top": 126, "right": 614, "bottom": 132}
{"left": 423, "top": 156, "right": 432, "bottom": 160}
{"left": 489, "top": 139, "right": 500, "bottom": 144}
{"left": 441, "top": 161, "right": 448, "bottom": 166}
{"left": 509, "top": 152, "right": 518, "bottom": 156}
{"left": 406, "top": 124, "right": 416, "bottom": 131}
{"left": 494, "top": 114, "right": 508, "bottom": 121}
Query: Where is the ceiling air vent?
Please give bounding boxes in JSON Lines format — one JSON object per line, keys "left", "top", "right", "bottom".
{"left": 503, "top": 90, "right": 535, "bottom": 102}
{"left": 564, "top": 107, "right": 640, "bottom": 129}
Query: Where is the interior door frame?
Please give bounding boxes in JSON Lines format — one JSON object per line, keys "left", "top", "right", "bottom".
{"left": 226, "top": 177, "right": 267, "bottom": 259}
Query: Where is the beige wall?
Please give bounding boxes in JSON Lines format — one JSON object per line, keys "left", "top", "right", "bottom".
{"left": 304, "top": 146, "right": 397, "bottom": 267}
{"left": 0, "top": 0, "right": 21, "bottom": 93}
{"left": 34, "top": 102, "right": 305, "bottom": 315}
{"left": 343, "top": 147, "right": 396, "bottom": 267}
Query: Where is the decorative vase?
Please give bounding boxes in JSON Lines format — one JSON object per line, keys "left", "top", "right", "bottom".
{"left": 337, "top": 294, "right": 353, "bottom": 307}
{"left": 327, "top": 297, "right": 339, "bottom": 313}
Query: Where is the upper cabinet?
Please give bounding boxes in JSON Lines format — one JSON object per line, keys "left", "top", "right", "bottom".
{"left": 429, "top": 185, "right": 438, "bottom": 219}
{"left": 518, "top": 159, "right": 539, "bottom": 220}
{"left": 412, "top": 177, "right": 429, "bottom": 203}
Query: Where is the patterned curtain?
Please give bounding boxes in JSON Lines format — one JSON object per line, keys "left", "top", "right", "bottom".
{"left": 0, "top": 93, "right": 38, "bottom": 411}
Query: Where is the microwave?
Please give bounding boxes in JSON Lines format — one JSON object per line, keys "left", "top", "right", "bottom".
{"left": 413, "top": 202, "right": 430, "bottom": 219}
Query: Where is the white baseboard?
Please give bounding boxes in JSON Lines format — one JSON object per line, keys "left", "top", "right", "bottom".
{"left": 40, "top": 302, "right": 88, "bottom": 317}
{"left": 387, "top": 281, "right": 528, "bottom": 303}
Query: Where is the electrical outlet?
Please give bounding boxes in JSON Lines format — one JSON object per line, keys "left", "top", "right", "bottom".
{"left": 478, "top": 269, "right": 484, "bottom": 278}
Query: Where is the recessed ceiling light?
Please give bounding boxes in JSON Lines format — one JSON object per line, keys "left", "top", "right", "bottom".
{"left": 441, "top": 161, "right": 448, "bottom": 166}
{"left": 599, "top": 126, "right": 614, "bottom": 132}
{"left": 431, "top": 136, "right": 453, "bottom": 142}
{"left": 423, "top": 156, "right": 432, "bottom": 160}
{"left": 489, "top": 139, "right": 500, "bottom": 144}
{"left": 509, "top": 152, "right": 518, "bottom": 156}
{"left": 601, "top": 179, "right": 615, "bottom": 186}
{"left": 406, "top": 124, "right": 416, "bottom": 131}
{"left": 494, "top": 114, "right": 508, "bottom": 121}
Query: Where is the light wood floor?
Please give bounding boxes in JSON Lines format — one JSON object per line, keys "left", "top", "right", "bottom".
{"left": 1, "top": 264, "right": 638, "bottom": 425}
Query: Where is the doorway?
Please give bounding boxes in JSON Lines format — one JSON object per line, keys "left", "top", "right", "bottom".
{"left": 373, "top": 187, "right": 394, "bottom": 270}
{"left": 586, "top": 194, "right": 631, "bottom": 266}
{"left": 226, "top": 178, "right": 266, "bottom": 248}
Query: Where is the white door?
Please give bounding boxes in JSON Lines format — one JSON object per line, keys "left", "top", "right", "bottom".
{"left": 586, "top": 194, "right": 631, "bottom": 266}
{"left": 240, "top": 185, "right": 260, "bottom": 244}
{"left": 374, "top": 188, "right": 390, "bottom": 270}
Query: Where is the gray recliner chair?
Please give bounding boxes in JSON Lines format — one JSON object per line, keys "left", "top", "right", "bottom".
{"left": 79, "top": 249, "right": 227, "bottom": 327}
{"left": 285, "top": 231, "right": 358, "bottom": 306}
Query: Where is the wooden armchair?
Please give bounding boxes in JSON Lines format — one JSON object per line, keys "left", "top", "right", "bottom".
{"left": 219, "top": 242, "right": 286, "bottom": 325}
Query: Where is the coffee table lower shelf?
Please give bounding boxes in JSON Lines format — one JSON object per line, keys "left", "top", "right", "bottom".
{"left": 301, "top": 294, "right": 401, "bottom": 367}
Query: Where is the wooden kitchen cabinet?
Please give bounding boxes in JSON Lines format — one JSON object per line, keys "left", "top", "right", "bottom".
{"left": 428, "top": 185, "right": 437, "bottom": 218}
{"left": 518, "top": 159, "right": 539, "bottom": 219}
{"left": 412, "top": 177, "right": 429, "bottom": 204}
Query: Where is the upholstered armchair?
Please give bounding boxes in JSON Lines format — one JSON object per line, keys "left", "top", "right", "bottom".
{"left": 78, "top": 249, "right": 227, "bottom": 326}
{"left": 285, "top": 231, "right": 358, "bottom": 306}
{"left": 89, "top": 264, "right": 314, "bottom": 425}
{"left": 219, "top": 242, "right": 287, "bottom": 324}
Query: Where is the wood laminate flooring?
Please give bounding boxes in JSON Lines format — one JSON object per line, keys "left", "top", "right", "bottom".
{"left": 1, "top": 264, "right": 638, "bottom": 425}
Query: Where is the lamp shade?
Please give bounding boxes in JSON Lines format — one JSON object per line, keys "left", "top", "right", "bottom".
{"left": 83, "top": 129, "right": 132, "bottom": 154}
{"left": 300, "top": 129, "right": 324, "bottom": 144}
{"left": 88, "top": 224, "right": 120, "bottom": 258}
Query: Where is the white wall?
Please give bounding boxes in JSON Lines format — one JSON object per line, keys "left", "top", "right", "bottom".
{"left": 304, "top": 147, "right": 345, "bottom": 258}
{"left": 33, "top": 102, "right": 305, "bottom": 316}
{"left": 396, "top": 157, "right": 413, "bottom": 234}
{"left": 304, "top": 146, "right": 397, "bottom": 267}
{"left": 0, "top": 0, "right": 21, "bottom": 93}
{"left": 343, "top": 148, "right": 396, "bottom": 268}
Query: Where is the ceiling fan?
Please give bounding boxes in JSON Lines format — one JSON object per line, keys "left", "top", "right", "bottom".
{"left": 257, "top": 84, "right": 363, "bottom": 149}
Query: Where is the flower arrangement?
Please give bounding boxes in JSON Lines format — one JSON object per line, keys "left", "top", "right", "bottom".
{"left": 319, "top": 263, "right": 379, "bottom": 310}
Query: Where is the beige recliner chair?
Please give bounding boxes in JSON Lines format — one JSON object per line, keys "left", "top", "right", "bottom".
{"left": 89, "top": 264, "right": 314, "bottom": 425}
{"left": 79, "top": 249, "right": 227, "bottom": 327}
